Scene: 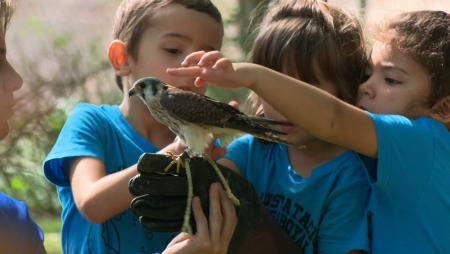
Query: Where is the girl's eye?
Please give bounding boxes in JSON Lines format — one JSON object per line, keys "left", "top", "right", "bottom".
{"left": 384, "top": 77, "right": 402, "bottom": 85}
{"left": 362, "top": 68, "right": 372, "bottom": 81}
{"left": 362, "top": 73, "right": 371, "bottom": 82}
{"left": 164, "top": 48, "right": 181, "bottom": 55}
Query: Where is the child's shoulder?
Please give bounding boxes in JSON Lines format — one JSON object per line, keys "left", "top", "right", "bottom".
{"left": 373, "top": 114, "right": 448, "bottom": 138}
{"left": 321, "top": 151, "right": 368, "bottom": 181}
{"left": 70, "top": 102, "right": 118, "bottom": 117}
{"left": 369, "top": 113, "right": 443, "bottom": 130}
{"left": 332, "top": 151, "right": 364, "bottom": 169}
{"left": 65, "top": 102, "right": 121, "bottom": 126}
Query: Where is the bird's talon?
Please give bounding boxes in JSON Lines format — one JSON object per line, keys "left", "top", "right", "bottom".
{"left": 227, "top": 192, "right": 240, "bottom": 206}
{"left": 181, "top": 157, "right": 194, "bottom": 234}
{"left": 162, "top": 159, "right": 177, "bottom": 173}
{"left": 204, "top": 155, "right": 240, "bottom": 206}
{"left": 163, "top": 153, "right": 186, "bottom": 173}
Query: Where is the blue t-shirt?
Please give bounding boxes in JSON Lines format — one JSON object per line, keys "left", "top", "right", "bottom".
{"left": 365, "top": 114, "right": 450, "bottom": 254}
{"left": 0, "top": 192, "right": 46, "bottom": 254}
{"left": 43, "top": 103, "right": 177, "bottom": 254}
{"left": 224, "top": 135, "right": 370, "bottom": 254}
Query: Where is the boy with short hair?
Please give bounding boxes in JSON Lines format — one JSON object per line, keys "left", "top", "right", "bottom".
{"left": 43, "top": 1, "right": 228, "bottom": 253}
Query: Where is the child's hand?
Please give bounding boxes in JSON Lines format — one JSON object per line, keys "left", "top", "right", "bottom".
{"left": 159, "top": 136, "right": 188, "bottom": 156}
{"left": 162, "top": 183, "right": 237, "bottom": 254}
{"left": 167, "top": 51, "right": 252, "bottom": 89}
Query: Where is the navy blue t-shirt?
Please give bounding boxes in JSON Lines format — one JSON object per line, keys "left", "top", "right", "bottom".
{"left": 0, "top": 192, "right": 46, "bottom": 253}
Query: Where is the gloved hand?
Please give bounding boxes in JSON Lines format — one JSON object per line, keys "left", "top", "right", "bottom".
{"left": 129, "top": 153, "right": 261, "bottom": 252}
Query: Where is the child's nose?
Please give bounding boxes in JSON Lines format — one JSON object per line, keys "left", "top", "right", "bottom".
{"left": 358, "top": 79, "right": 375, "bottom": 99}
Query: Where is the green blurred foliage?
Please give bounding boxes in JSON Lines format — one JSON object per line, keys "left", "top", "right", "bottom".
{"left": 1, "top": 11, "right": 113, "bottom": 217}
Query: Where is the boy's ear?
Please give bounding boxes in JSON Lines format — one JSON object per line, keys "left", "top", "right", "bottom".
{"left": 431, "top": 95, "right": 450, "bottom": 124}
{"left": 108, "top": 40, "right": 131, "bottom": 76}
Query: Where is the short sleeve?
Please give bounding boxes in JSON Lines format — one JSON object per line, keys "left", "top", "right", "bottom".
{"left": 43, "top": 104, "right": 108, "bottom": 186}
{"left": 318, "top": 175, "right": 370, "bottom": 253}
{"left": 368, "top": 113, "right": 435, "bottom": 187}
{"left": 223, "top": 135, "right": 252, "bottom": 174}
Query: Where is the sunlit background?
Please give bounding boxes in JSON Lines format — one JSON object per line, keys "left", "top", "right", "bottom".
{"left": 2, "top": 1, "right": 449, "bottom": 253}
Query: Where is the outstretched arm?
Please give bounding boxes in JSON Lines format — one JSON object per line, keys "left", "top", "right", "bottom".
{"left": 168, "top": 51, "right": 378, "bottom": 158}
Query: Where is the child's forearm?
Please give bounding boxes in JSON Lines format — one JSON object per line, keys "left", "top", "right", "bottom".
{"left": 235, "top": 63, "right": 377, "bottom": 157}
{"left": 239, "top": 63, "right": 341, "bottom": 136}
{"left": 84, "top": 166, "right": 138, "bottom": 222}
{"left": 70, "top": 157, "right": 137, "bottom": 223}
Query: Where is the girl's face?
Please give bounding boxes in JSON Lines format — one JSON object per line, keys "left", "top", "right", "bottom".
{"left": 357, "top": 38, "right": 432, "bottom": 118}
{"left": 128, "top": 4, "right": 223, "bottom": 95}
{"left": 262, "top": 64, "right": 338, "bottom": 145}
{"left": 0, "top": 34, "right": 23, "bottom": 140}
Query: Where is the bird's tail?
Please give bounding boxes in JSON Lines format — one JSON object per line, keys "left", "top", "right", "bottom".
{"left": 224, "top": 115, "right": 303, "bottom": 149}
{"left": 243, "top": 116, "right": 293, "bottom": 127}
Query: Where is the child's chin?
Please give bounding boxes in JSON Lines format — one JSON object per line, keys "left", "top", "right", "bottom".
{"left": 287, "top": 132, "right": 312, "bottom": 146}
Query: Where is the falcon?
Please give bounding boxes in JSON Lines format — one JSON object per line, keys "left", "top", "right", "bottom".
{"left": 129, "top": 76, "right": 297, "bottom": 233}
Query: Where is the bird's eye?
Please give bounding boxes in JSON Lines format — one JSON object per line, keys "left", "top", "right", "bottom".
{"left": 139, "top": 82, "right": 146, "bottom": 89}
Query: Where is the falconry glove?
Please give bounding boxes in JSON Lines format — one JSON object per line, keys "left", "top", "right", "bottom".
{"left": 129, "top": 153, "right": 262, "bottom": 252}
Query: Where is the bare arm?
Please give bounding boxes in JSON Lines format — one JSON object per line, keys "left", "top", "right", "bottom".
{"left": 245, "top": 63, "right": 377, "bottom": 157}
{"left": 69, "top": 157, "right": 137, "bottom": 223}
{"left": 168, "top": 52, "right": 378, "bottom": 158}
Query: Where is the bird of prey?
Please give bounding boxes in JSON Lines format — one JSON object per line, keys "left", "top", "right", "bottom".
{"left": 129, "top": 76, "right": 297, "bottom": 233}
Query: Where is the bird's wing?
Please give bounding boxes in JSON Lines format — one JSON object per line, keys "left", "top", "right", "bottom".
{"left": 160, "top": 86, "right": 243, "bottom": 127}
{"left": 160, "top": 87, "right": 303, "bottom": 149}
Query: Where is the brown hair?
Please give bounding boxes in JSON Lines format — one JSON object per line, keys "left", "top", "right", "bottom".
{"left": 247, "top": 0, "right": 368, "bottom": 115}
{"left": 0, "top": 0, "right": 13, "bottom": 36}
{"left": 113, "top": 0, "right": 222, "bottom": 90}
{"left": 380, "top": 10, "right": 450, "bottom": 106}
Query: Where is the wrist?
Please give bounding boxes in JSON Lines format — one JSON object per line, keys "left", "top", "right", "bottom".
{"left": 233, "top": 63, "right": 260, "bottom": 88}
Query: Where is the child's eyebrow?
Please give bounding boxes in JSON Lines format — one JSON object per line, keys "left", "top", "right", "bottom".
{"left": 163, "top": 32, "right": 190, "bottom": 40}
{"left": 381, "top": 64, "right": 408, "bottom": 75}
{"left": 162, "top": 32, "right": 216, "bottom": 51}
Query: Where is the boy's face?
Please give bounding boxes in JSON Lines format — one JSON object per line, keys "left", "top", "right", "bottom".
{"left": 357, "top": 38, "right": 432, "bottom": 118}
{"left": 128, "top": 4, "right": 223, "bottom": 95}
{"left": 0, "top": 33, "right": 23, "bottom": 140}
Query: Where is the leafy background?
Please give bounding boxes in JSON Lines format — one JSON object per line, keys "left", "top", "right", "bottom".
{"left": 2, "top": 0, "right": 449, "bottom": 253}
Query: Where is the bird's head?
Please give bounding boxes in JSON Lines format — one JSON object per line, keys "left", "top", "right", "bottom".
{"left": 129, "top": 77, "right": 167, "bottom": 104}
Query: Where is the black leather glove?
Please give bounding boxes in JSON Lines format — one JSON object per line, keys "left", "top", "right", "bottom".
{"left": 129, "top": 153, "right": 261, "bottom": 252}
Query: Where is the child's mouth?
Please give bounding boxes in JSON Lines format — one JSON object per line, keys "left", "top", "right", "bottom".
{"left": 280, "top": 124, "right": 298, "bottom": 134}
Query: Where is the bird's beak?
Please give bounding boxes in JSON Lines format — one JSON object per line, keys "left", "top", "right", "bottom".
{"left": 128, "top": 86, "right": 140, "bottom": 97}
